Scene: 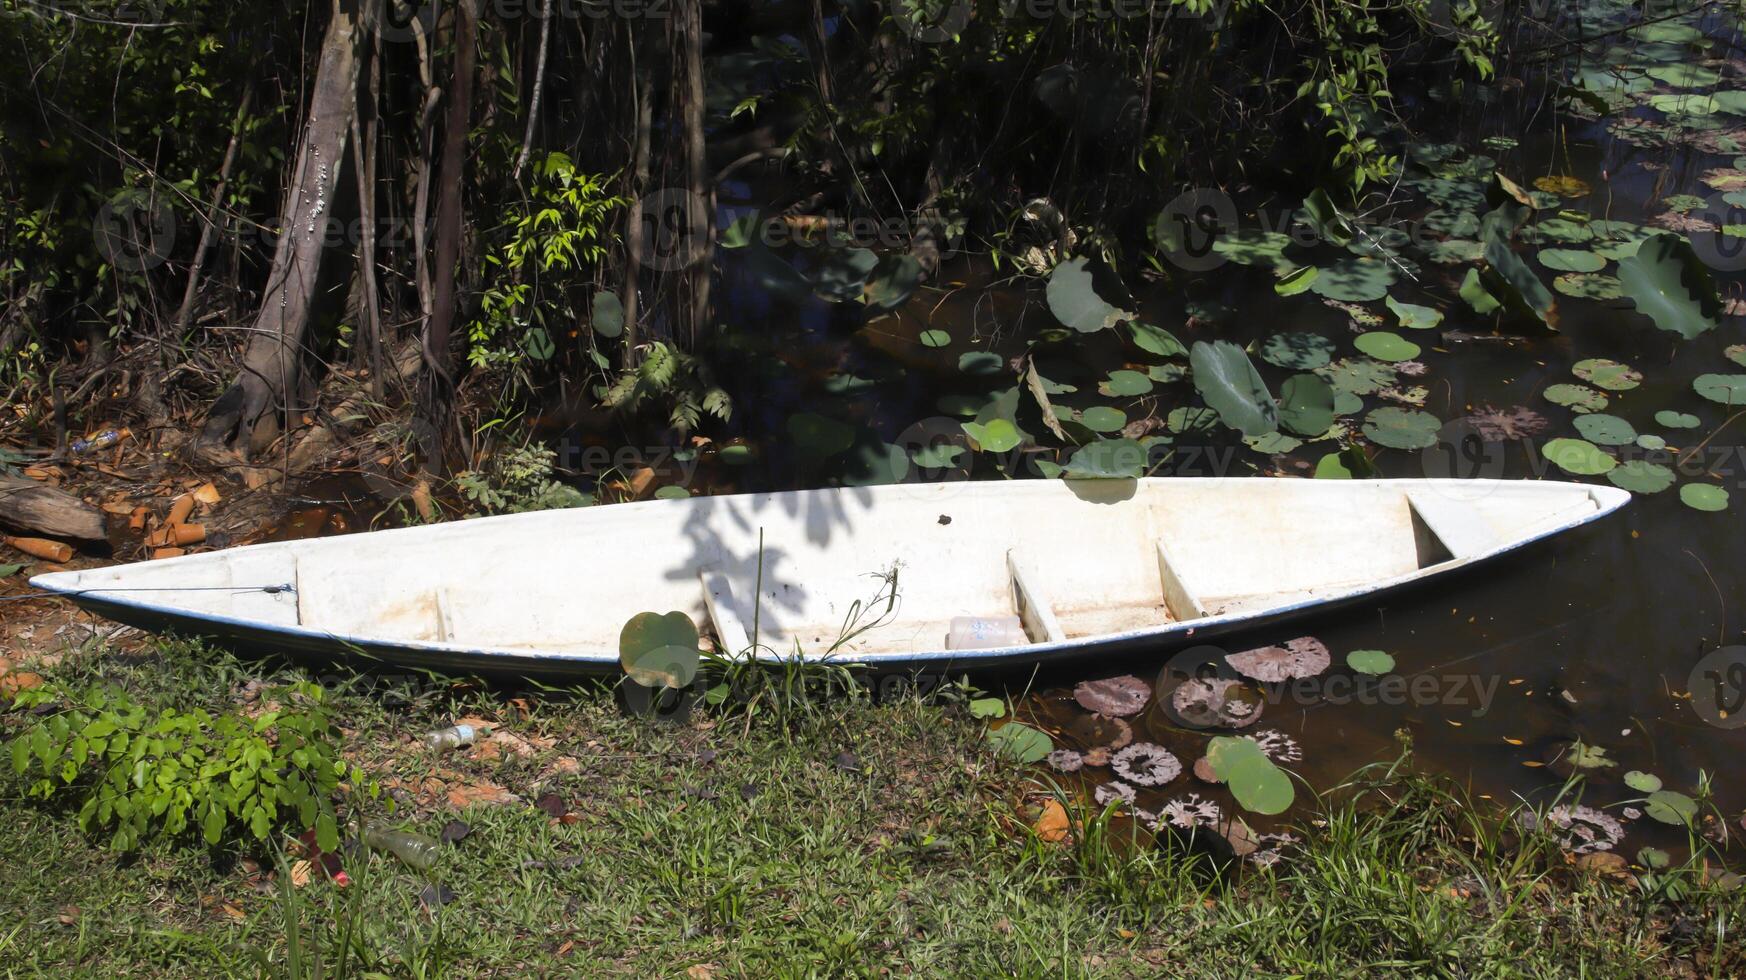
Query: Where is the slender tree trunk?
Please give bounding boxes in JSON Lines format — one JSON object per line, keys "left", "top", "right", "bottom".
{"left": 200, "top": 0, "right": 365, "bottom": 454}
{"left": 680, "top": 0, "right": 711, "bottom": 341}
{"left": 171, "top": 81, "right": 254, "bottom": 347}
{"left": 619, "top": 50, "right": 653, "bottom": 368}
{"left": 512, "top": 0, "right": 554, "bottom": 181}
{"left": 419, "top": 0, "right": 478, "bottom": 447}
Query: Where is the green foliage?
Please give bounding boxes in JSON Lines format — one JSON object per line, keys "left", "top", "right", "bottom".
{"left": 454, "top": 441, "right": 588, "bottom": 515}
{"left": 600, "top": 341, "right": 732, "bottom": 435}
{"left": 470, "top": 153, "right": 628, "bottom": 373}
{"left": 5, "top": 680, "right": 368, "bottom": 852}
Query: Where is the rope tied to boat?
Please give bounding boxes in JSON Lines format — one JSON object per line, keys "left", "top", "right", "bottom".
{"left": 0, "top": 583, "right": 297, "bottom": 603}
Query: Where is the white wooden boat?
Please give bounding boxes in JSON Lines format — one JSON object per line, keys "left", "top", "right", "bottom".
{"left": 32, "top": 478, "right": 1629, "bottom": 676}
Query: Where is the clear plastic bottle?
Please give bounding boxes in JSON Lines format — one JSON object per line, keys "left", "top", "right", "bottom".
{"left": 422, "top": 724, "right": 477, "bottom": 751}
{"left": 362, "top": 823, "right": 441, "bottom": 872}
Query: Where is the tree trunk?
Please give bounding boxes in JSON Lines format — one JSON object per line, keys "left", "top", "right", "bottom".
{"left": 200, "top": 0, "right": 365, "bottom": 455}
{"left": 418, "top": 0, "right": 478, "bottom": 452}
{"left": 619, "top": 53, "right": 654, "bottom": 369}
{"left": 680, "top": 0, "right": 712, "bottom": 341}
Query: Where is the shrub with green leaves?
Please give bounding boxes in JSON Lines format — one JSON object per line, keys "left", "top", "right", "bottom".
{"left": 5, "top": 680, "right": 370, "bottom": 852}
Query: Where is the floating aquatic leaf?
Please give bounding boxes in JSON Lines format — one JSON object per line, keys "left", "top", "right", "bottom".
{"left": 1227, "top": 637, "right": 1330, "bottom": 683}
{"left": 1063, "top": 438, "right": 1147, "bottom": 479}
{"left": 957, "top": 351, "right": 1006, "bottom": 376}
{"left": 865, "top": 254, "right": 924, "bottom": 310}
{"left": 1300, "top": 189, "right": 1354, "bottom": 246}
{"left": 1645, "top": 790, "right": 1698, "bottom": 826}
{"left": 1099, "top": 370, "right": 1153, "bottom": 397}
{"left": 1574, "top": 413, "right": 1636, "bottom": 446}
{"left": 1427, "top": 239, "right": 1486, "bottom": 265}
{"left": 987, "top": 722, "right": 1054, "bottom": 763}
{"left": 839, "top": 440, "right": 910, "bottom": 487}
{"left": 1538, "top": 248, "right": 1606, "bottom": 272}
{"left": 1309, "top": 257, "right": 1395, "bottom": 302}
{"left": 1206, "top": 736, "right": 1295, "bottom": 816}
{"left": 1617, "top": 233, "right": 1720, "bottom": 338}
{"left": 969, "top": 698, "right": 1006, "bottom": 719}
{"left": 1279, "top": 374, "right": 1336, "bottom": 437}
{"left": 1363, "top": 407, "right": 1441, "bottom": 449}
{"left": 1567, "top": 740, "right": 1617, "bottom": 770}
{"left": 1385, "top": 296, "right": 1443, "bottom": 330}
{"left": 1148, "top": 363, "right": 1188, "bottom": 384}
{"left": 1522, "top": 805, "right": 1624, "bottom": 854}
{"left": 1533, "top": 175, "right": 1592, "bottom": 197}
{"left": 1553, "top": 273, "right": 1625, "bottom": 300}
{"left": 1544, "top": 383, "right": 1608, "bottom": 413}
{"left": 1094, "top": 781, "right": 1136, "bottom": 809}
{"left": 1046, "top": 748, "right": 1083, "bottom": 773}
{"left": 1656, "top": 409, "right": 1701, "bottom": 428}
{"left": 619, "top": 611, "right": 700, "bottom": 689}
{"left": 1523, "top": 216, "right": 1596, "bottom": 244}
{"left": 1354, "top": 332, "right": 1420, "bottom": 362}
{"left": 1464, "top": 405, "right": 1549, "bottom": 441}
{"left": 1262, "top": 332, "right": 1337, "bottom": 370}
{"left": 1542, "top": 437, "right": 1616, "bottom": 475}
{"left": 1074, "top": 675, "right": 1151, "bottom": 717}
{"left": 1079, "top": 406, "right": 1128, "bottom": 434}
{"left": 1572, "top": 358, "right": 1642, "bottom": 391}
{"left": 810, "top": 247, "right": 879, "bottom": 301}
{"left": 1213, "top": 229, "right": 1294, "bottom": 268}
{"left": 1680, "top": 483, "right": 1730, "bottom": 511}
{"left": 1166, "top": 406, "right": 1220, "bottom": 434}
{"left": 1625, "top": 771, "right": 1663, "bottom": 793}
{"left": 1251, "top": 729, "right": 1303, "bottom": 764}
{"left": 962, "top": 418, "right": 1021, "bottom": 453}
{"left": 1647, "top": 63, "right": 1721, "bottom": 88}
{"left": 1158, "top": 794, "right": 1224, "bottom": 831}
{"left": 1245, "top": 431, "right": 1302, "bottom": 454}
{"left": 1728, "top": 344, "right": 1746, "bottom": 368}
{"left": 918, "top": 328, "right": 951, "bottom": 348}
{"left": 1693, "top": 373, "right": 1746, "bottom": 405}
{"left": 1170, "top": 677, "right": 1264, "bottom": 730}
{"left": 1318, "top": 357, "right": 1397, "bottom": 396}
{"left": 1635, "top": 434, "right": 1666, "bottom": 450}
{"left": 1314, "top": 451, "right": 1353, "bottom": 479}
{"left": 788, "top": 413, "right": 856, "bottom": 461}
{"left": 1190, "top": 340, "right": 1278, "bottom": 437}
{"left": 1110, "top": 743, "right": 1182, "bottom": 787}
{"left": 1275, "top": 265, "right": 1319, "bottom": 296}
{"left": 1346, "top": 649, "right": 1395, "bottom": 674}
{"left": 1128, "top": 321, "right": 1185, "bottom": 358}
{"left": 1047, "top": 257, "right": 1132, "bottom": 333}
{"left": 1608, "top": 460, "right": 1675, "bottom": 494}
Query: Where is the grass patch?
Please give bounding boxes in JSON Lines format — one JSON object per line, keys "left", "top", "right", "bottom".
{"left": 1, "top": 640, "right": 1742, "bottom": 977}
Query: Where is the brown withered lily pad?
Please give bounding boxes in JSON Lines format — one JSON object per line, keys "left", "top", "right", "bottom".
{"left": 1061, "top": 712, "right": 1134, "bottom": 753}
{"left": 1193, "top": 756, "right": 1221, "bottom": 783}
{"left": 1252, "top": 729, "right": 1303, "bottom": 764}
{"left": 1094, "top": 781, "right": 1136, "bottom": 808}
{"left": 1157, "top": 794, "right": 1224, "bottom": 831}
{"left": 1047, "top": 748, "right": 1085, "bottom": 773}
{"left": 1519, "top": 805, "right": 1625, "bottom": 854}
{"left": 1227, "top": 637, "right": 1330, "bottom": 683}
{"left": 1110, "top": 742, "right": 1182, "bottom": 787}
{"left": 1462, "top": 405, "right": 1549, "bottom": 442}
{"left": 1170, "top": 677, "right": 1264, "bottom": 730}
{"left": 1073, "top": 675, "right": 1152, "bottom": 717}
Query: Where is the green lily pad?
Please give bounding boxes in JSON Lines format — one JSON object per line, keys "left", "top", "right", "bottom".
{"left": 1553, "top": 273, "right": 1626, "bottom": 300}
{"left": 1362, "top": 407, "right": 1441, "bottom": 449}
{"left": 1318, "top": 357, "right": 1398, "bottom": 396}
{"left": 1080, "top": 406, "right": 1128, "bottom": 433}
{"left": 962, "top": 418, "right": 1022, "bottom": 453}
{"left": 918, "top": 328, "right": 952, "bottom": 348}
{"left": 1681, "top": 483, "right": 1730, "bottom": 511}
{"left": 969, "top": 698, "right": 1006, "bottom": 719}
{"left": 1427, "top": 239, "right": 1486, "bottom": 264}
{"left": 1353, "top": 332, "right": 1421, "bottom": 362}
{"left": 1647, "top": 64, "right": 1721, "bottom": 88}
{"left": 810, "top": 247, "right": 879, "bottom": 301}
{"left": 788, "top": 413, "right": 856, "bottom": 461}
{"left": 1624, "top": 771, "right": 1663, "bottom": 793}
{"left": 1047, "top": 257, "right": 1132, "bottom": 333}
{"left": 1636, "top": 434, "right": 1667, "bottom": 450}
{"left": 1245, "top": 431, "right": 1302, "bottom": 454}
{"left": 1645, "top": 790, "right": 1698, "bottom": 826}
{"left": 1100, "top": 370, "right": 1154, "bottom": 397}
{"left": 958, "top": 351, "right": 1006, "bottom": 376}
{"left": 1385, "top": 296, "right": 1444, "bottom": 330}
{"left": 1190, "top": 340, "right": 1278, "bottom": 437}
{"left": 1346, "top": 649, "right": 1395, "bottom": 674}
{"left": 866, "top": 254, "right": 924, "bottom": 310}
{"left": 1279, "top": 374, "right": 1336, "bottom": 437}
{"left": 1314, "top": 451, "right": 1353, "bottom": 479}
{"left": 1524, "top": 217, "right": 1596, "bottom": 244}
{"left": 1542, "top": 437, "right": 1617, "bottom": 475}
{"left": 1262, "top": 332, "right": 1337, "bottom": 370}
{"left": 1656, "top": 409, "right": 1701, "bottom": 428}
{"left": 1310, "top": 257, "right": 1396, "bottom": 302}
{"left": 987, "top": 722, "right": 1053, "bottom": 763}
{"left": 1572, "top": 358, "right": 1642, "bottom": 391}
{"left": 1538, "top": 248, "right": 1607, "bottom": 272}
{"left": 1574, "top": 413, "right": 1636, "bottom": 445}
{"left": 1617, "top": 233, "right": 1720, "bottom": 338}
{"left": 619, "top": 611, "right": 700, "bottom": 689}
{"left": 1461, "top": 267, "right": 1503, "bottom": 314}
{"left": 1694, "top": 373, "right": 1746, "bottom": 406}
{"left": 1167, "top": 406, "right": 1221, "bottom": 434}
{"left": 1206, "top": 736, "right": 1295, "bottom": 816}
{"left": 1213, "top": 229, "right": 1295, "bottom": 268}
{"left": 1607, "top": 460, "right": 1675, "bottom": 494}
{"left": 1064, "top": 439, "right": 1148, "bottom": 479}
{"left": 1544, "top": 383, "right": 1608, "bottom": 413}
{"left": 1275, "top": 265, "right": 1319, "bottom": 296}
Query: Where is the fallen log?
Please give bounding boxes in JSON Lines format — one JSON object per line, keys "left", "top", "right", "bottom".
{"left": 0, "top": 474, "right": 107, "bottom": 542}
